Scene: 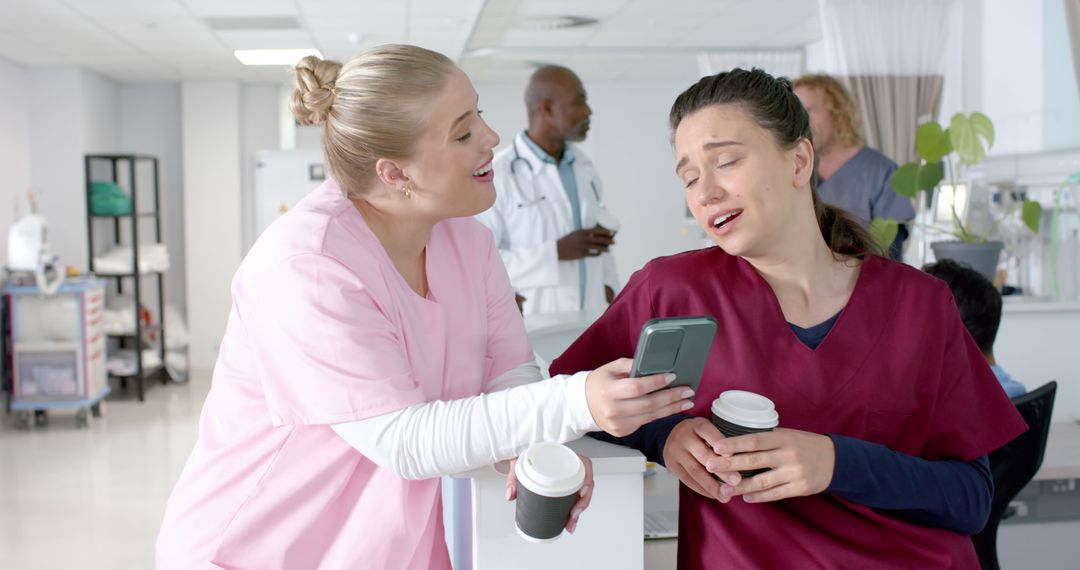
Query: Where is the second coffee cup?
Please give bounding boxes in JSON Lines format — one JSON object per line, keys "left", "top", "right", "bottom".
{"left": 711, "top": 390, "right": 779, "bottom": 477}
{"left": 514, "top": 442, "right": 585, "bottom": 543}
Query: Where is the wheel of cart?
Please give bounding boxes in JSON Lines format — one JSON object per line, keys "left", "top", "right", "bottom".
{"left": 8, "top": 386, "right": 111, "bottom": 431}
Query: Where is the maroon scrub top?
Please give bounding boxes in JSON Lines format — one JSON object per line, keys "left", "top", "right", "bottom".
{"left": 551, "top": 248, "right": 1026, "bottom": 568}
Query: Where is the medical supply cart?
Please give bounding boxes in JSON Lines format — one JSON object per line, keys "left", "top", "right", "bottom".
{"left": 5, "top": 278, "right": 109, "bottom": 428}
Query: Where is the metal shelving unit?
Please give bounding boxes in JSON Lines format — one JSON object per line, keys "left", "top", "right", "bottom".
{"left": 84, "top": 154, "right": 168, "bottom": 401}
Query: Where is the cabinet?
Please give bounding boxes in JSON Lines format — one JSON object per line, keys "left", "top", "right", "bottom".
{"left": 85, "top": 154, "right": 168, "bottom": 401}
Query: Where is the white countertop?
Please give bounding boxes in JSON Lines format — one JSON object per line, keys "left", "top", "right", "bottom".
{"left": 1002, "top": 297, "right": 1080, "bottom": 314}
{"left": 1036, "top": 421, "right": 1080, "bottom": 480}
{"left": 452, "top": 437, "right": 646, "bottom": 480}
{"left": 523, "top": 310, "right": 601, "bottom": 333}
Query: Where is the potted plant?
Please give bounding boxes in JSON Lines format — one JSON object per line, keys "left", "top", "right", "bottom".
{"left": 870, "top": 112, "right": 1042, "bottom": 280}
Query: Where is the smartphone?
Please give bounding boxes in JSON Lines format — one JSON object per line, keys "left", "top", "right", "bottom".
{"left": 630, "top": 316, "right": 717, "bottom": 392}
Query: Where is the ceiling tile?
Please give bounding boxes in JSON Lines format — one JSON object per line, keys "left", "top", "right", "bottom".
{"left": 215, "top": 29, "right": 318, "bottom": 50}
{"left": 181, "top": 0, "right": 297, "bottom": 19}
{"left": 0, "top": 0, "right": 824, "bottom": 84}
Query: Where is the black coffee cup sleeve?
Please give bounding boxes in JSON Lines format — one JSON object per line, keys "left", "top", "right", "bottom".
{"left": 711, "top": 415, "right": 773, "bottom": 478}
{"left": 515, "top": 485, "right": 579, "bottom": 540}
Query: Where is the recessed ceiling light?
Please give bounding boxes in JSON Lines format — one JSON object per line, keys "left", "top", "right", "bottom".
{"left": 234, "top": 48, "right": 323, "bottom": 66}
{"left": 517, "top": 15, "right": 599, "bottom": 30}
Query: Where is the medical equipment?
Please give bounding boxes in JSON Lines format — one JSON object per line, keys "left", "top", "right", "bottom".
{"left": 6, "top": 192, "right": 65, "bottom": 295}
{"left": 508, "top": 139, "right": 601, "bottom": 208}
{"left": 5, "top": 277, "right": 109, "bottom": 429}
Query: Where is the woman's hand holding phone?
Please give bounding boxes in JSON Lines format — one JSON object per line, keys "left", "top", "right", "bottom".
{"left": 584, "top": 358, "right": 696, "bottom": 437}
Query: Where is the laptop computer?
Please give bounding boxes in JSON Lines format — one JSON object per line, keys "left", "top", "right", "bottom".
{"left": 643, "top": 467, "right": 680, "bottom": 539}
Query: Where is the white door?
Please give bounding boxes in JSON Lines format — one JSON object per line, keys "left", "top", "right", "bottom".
{"left": 252, "top": 149, "right": 326, "bottom": 245}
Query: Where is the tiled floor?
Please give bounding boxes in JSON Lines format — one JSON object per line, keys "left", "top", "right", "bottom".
{"left": 1, "top": 374, "right": 205, "bottom": 569}
{"left": 1, "top": 371, "right": 678, "bottom": 569}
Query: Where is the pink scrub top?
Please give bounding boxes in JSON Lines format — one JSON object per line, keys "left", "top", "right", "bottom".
{"left": 552, "top": 249, "right": 1027, "bottom": 569}
{"left": 155, "top": 181, "right": 534, "bottom": 569}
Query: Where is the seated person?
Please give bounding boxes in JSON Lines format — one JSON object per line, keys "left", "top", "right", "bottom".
{"left": 923, "top": 259, "right": 1027, "bottom": 398}
{"left": 550, "top": 68, "right": 1026, "bottom": 568}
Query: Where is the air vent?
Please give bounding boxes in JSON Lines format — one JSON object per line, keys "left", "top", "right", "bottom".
{"left": 516, "top": 15, "right": 599, "bottom": 30}
{"left": 204, "top": 17, "right": 302, "bottom": 30}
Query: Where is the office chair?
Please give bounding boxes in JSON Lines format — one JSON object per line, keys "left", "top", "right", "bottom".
{"left": 971, "top": 381, "right": 1057, "bottom": 570}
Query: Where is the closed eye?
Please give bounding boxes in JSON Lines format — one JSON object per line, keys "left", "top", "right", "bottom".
{"left": 718, "top": 158, "right": 740, "bottom": 169}
{"left": 455, "top": 109, "right": 483, "bottom": 143}
{"left": 684, "top": 178, "right": 698, "bottom": 189}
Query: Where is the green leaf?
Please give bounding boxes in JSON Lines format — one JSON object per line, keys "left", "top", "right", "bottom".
{"left": 970, "top": 112, "right": 995, "bottom": 151}
{"left": 949, "top": 114, "right": 982, "bottom": 165}
{"left": 949, "top": 112, "right": 993, "bottom": 165}
{"left": 915, "top": 122, "right": 951, "bottom": 163}
{"left": 891, "top": 163, "right": 920, "bottom": 198}
{"left": 870, "top": 218, "right": 900, "bottom": 254}
{"left": 917, "top": 161, "right": 944, "bottom": 191}
{"left": 1022, "top": 200, "right": 1042, "bottom": 234}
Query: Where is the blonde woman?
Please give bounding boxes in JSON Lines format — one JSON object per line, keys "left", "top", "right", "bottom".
{"left": 792, "top": 74, "right": 914, "bottom": 258}
{"left": 155, "top": 45, "right": 693, "bottom": 569}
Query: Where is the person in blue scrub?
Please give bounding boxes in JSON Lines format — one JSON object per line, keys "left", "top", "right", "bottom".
{"left": 923, "top": 259, "right": 1027, "bottom": 397}
{"left": 794, "top": 74, "right": 915, "bottom": 260}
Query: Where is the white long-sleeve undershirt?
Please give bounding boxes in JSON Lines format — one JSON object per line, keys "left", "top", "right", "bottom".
{"left": 331, "top": 362, "right": 597, "bottom": 480}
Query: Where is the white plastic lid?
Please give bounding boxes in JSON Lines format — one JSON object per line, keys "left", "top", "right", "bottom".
{"left": 514, "top": 442, "right": 586, "bottom": 497}
{"left": 711, "top": 390, "right": 779, "bottom": 429}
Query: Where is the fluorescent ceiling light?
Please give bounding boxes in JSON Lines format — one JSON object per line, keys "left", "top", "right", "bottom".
{"left": 235, "top": 48, "right": 322, "bottom": 66}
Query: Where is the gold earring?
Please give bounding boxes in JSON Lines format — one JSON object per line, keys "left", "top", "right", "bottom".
{"left": 403, "top": 184, "right": 412, "bottom": 199}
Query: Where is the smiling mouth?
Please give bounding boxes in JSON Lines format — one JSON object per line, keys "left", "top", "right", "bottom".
{"left": 472, "top": 163, "right": 492, "bottom": 177}
{"left": 713, "top": 211, "right": 742, "bottom": 229}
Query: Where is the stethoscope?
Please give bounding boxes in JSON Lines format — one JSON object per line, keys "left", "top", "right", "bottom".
{"left": 509, "top": 138, "right": 600, "bottom": 209}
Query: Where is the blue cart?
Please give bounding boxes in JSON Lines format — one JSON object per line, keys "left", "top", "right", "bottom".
{"left": 5, "top": 278, "right": 110, "bottom": 429}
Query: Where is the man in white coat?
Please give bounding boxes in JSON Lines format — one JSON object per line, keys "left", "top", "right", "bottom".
{"left": 476, "top": 65, "right": 619, "bottom": 316}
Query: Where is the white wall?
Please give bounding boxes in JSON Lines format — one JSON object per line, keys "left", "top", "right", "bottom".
{"left": 0, "top": 57, "right": 31, "bottom": 262}
{"left": 81, "top": 69, "right": 121, "bottom": 154}
{"left": 182, "top": 81, "right": 242, "bottom": 370}
{"left": 475, "top": 78, "right": 705, "bottom": 285}
{"left": 26, "top": 68, "right": 88, "bottom": 270}
{"left": 119, "top": 83, "right": 187, "bottom": 316}
{"left": 19, "top": 67, "right": 128, "bottom": 274}
{"left": 804, "top": 39, "right": 826, "bottom": 73}
{"left": 240, "top": 84, "right": 283, "bottom": 249}
{"left": 1042, "top": 0, "right": 1080, "bottom": 150}
{"left": 585, "top": 80, "right": 708, "bottom": 278}
{"left": 983, "top": 0, "right": 1045, "bottom": 155}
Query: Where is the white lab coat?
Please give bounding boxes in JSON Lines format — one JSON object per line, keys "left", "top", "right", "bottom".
{"left": 476, "top": 132, "right": 619, "bottom": 316}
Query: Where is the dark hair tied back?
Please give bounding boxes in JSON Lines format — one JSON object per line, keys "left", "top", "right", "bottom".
{"left": 669, "top": 68, "right": 882, "bottom": 258}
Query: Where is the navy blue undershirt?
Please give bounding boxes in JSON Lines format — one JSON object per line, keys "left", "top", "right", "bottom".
{"left": 591, "top": 313, "right": 993, "bottom": 534}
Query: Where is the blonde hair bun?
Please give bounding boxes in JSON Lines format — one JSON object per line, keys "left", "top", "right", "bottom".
{"left": 291, "top": 55, "right": 343, "bottom": 126}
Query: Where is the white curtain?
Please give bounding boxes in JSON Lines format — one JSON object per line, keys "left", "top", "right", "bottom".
{"left": 818, "top": 0, "right": 952, "bottom": 164}
{"left": 697, "top": 50, "right": 805, "bottom": 80}
{"left": 819, "top": 0, "right": 951, "bottom": 76}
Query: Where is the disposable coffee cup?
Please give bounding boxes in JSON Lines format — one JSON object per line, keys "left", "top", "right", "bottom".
{"left": 514, "top": 442, "right": 585, "bottom": 543}
{"left": 711, "top": 390, "right": 780, "bottom": 478}
{"left": 595, "top": 210, "right": 620, "bottom": 233}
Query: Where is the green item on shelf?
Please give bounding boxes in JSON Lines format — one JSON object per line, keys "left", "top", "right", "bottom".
{"left": 90, "top": 181, "right": 132, "bottom": 216}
